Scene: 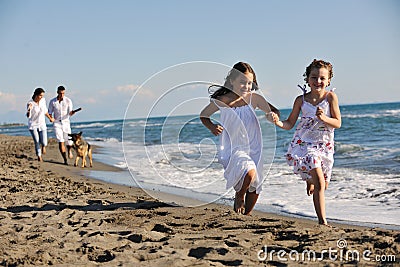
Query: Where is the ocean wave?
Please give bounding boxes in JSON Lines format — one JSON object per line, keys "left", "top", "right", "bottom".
{"left": 125, "top": 117, "right": 212, "bottom": 128}
{"left": 86, "top": 137, "right": 120, "bottom": 143}
{"left": 124, "top": 120, "right": 146, "bottom": 127}
{"left": 74, "top": 122, "right": 115, "bottom": 128}
{"left": 342, "top": 109, "right": 400, "bottom": 119}
{"left": 385, "top": 109, "right": 400, "bottom": 116}
{"left": 114, "top": 161, "right": 128, "bottom": 169}
{"left": 334, "top": 142, "right": 364, "bottom": 154}
{"left": 145, "top": 121, "right": 201, "bottom": 127}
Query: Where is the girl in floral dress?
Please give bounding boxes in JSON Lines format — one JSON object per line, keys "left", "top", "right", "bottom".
{"left": 271, "top": 59, "right": 341, "bottom": 225}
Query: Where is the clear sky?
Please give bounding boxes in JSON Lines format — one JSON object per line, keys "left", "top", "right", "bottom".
{"left": 0, "top": 0, "right": 399, "bottom": 123}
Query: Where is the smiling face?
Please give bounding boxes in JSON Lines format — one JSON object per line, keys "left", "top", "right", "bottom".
{"left": 307, "top": 67, "right": 331, "bottom": 92}
{"left": 34, "top": 92, "right": 44, "bottom": 102}
{"left": 230, "top": 72, "right": 254, "bottom": 96}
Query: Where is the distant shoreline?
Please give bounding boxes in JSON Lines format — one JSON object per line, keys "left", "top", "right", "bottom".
{"left": 0, "top": 122, "right": 25, "bottom": 127}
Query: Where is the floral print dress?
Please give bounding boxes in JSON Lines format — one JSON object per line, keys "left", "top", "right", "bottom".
{"left": 286, "top": 90, "right": 335, "bottom": 181}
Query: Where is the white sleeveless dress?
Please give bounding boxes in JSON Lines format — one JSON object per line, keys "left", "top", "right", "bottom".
{"left": 286, "top": 90, "right": 335, "bottom": 181}
{"left": 214, "top": 94, "right": 263, "bottom": 194}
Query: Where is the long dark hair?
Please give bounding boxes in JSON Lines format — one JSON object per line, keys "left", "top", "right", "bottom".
{"left": 32, "top": 88, "right": 45, "bottom": 100}
{"left": 209, "top": 62, "right": 258, "bottom": 99}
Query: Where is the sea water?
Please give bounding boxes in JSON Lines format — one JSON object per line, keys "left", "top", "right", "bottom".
{"left": 2, "top": 102, "right": 399, "bottom": 229}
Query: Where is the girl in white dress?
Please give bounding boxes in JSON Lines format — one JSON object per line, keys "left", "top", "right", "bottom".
{"left": 200, "top": 62, "right": 279, "bottom": 215}
{"left": 26, "top": 88, "right": 54, "bottom": 161}
{"left": 271, "top": 59, "right": 341, "bottom": 225}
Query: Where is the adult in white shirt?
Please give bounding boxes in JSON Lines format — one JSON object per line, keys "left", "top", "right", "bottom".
{"left": 26, "top": 88, "right": 54, "bottom": 161}
{"left": 48, "top": 85, "right": 77, "bottom": 165}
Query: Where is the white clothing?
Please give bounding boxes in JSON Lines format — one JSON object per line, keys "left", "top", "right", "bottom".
{"left": 54, "top": 125, "right": 71, "bottom": 143}
{"left": 48, "top": 96, "right": 73, "bottom": 144}
{"left": 214, "top": 94, "right": 263, "bottom": 194}
{"left": 27, "top": 98, "right": 48, "bottom": 131}
{"left": 48, "top": 96, "right": 73, "bottom": 122}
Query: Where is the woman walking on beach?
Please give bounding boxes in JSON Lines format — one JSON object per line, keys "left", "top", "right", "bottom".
{"left": 26, "top": 88, "right": 54, "bottom": 161}
{"left": 271, "top": 59, "right": 341, "bottom": 225}
{"left": 200, "top": 62, "right": 279, "bottom": 215}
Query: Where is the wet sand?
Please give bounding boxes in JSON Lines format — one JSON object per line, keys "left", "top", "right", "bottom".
{"left": 0, "top": 134, "right": 398, "bottom": 266}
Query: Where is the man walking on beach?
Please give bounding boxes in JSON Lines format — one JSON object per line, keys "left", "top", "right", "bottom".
{"left": 48, "top": 85, "right": 77, "bottom": 165}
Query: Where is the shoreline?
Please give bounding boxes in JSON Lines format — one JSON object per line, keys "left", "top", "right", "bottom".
{"left": 87, "top": 143, "right": 400, "bottom": 231}
{"left": 87, "top": 168, "right": 400, "bottom": 231}
{"left": 0, "top": 134, "right": 399, "bottom": 265}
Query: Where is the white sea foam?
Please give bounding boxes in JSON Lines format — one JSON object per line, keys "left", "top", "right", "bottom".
{"left": 124, "top": 120, "right": 146, "bottom": 127}
{"left": 74, "top": 122, "right": 115, "bottom": 128}
{"left": 342, "top": 108, "right": 400, "bottom": 119}
{"left": 264, "top": 163, "right": 400, "bottom": 226}
{"left": 87, "top": 137, "right": 120, "bottom": 143}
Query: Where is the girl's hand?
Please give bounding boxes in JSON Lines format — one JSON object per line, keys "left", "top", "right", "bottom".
{"left": 210, "top": 124, "right": 223, "bottom": 136}
{"left": 316, "top": 107, "right": 326, "bottom": 121}
{"left": 265, "top": 112, "right": 274, "bottom": 123}
{"left": 269, "top": 112, "right": 282, "bottom": 126}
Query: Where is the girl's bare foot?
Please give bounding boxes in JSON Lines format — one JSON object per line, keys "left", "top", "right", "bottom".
{"left": 41, "top": 146, "right": 46, "bottom": 155}
{"left": 319, "top": 222, "right": 333, "bottom": 228}
{"left": 306, "top": 180, "right": 314, "bottom": 196}
{"left": 38, "top": 156, "right": 43, "bottom": 162}
{"left": 234, "top": 192, "right": 245, "bottom": 214}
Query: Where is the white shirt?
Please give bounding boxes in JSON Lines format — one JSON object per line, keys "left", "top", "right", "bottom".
{"left": 27, "top": 98, "right": 48, "bottom": 131}
{"left": 48, "top": 96, "right": 73, "bottom": 123}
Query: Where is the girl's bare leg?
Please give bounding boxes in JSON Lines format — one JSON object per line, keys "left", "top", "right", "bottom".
{"left": 309, "top": 168, "right": 328, "bottom": 225}
{"left": 306, "top": 179, "right": 328, "bottom": 196}
{"left": 234, "top": 169, "right": 256, "bottom": 214}
{"left": 244, "top": 190, "right": 259, "bottom": 215}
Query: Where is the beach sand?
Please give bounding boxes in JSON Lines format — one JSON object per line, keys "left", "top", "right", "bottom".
{"left": 0, "top": 134, "right": 398, "bottom": 266}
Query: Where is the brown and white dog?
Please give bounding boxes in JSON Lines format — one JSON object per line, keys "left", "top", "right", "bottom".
{"left": 68, "top": 131, "right": 93, "bottom": 168}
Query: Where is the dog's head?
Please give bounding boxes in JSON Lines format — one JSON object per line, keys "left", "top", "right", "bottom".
{"left": 68, "top": 131, "right": 84, "bottom": 145}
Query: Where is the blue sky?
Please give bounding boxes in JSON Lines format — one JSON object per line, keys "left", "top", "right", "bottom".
{"left": 0, "top": 0, "right": 399, "bottom": 123}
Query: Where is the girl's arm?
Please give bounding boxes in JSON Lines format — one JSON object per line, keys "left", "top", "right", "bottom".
{"left": 252, "top": 93, "right": 281, "bottom": 117}
{"left": 200, "top": 101, "right": 223, "bottom": 136}
{"left": 316, "top": 92, "right": 341, "bottom": 128}
{"left": 272, "top": 96, "right": 302, "bottom": 130}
